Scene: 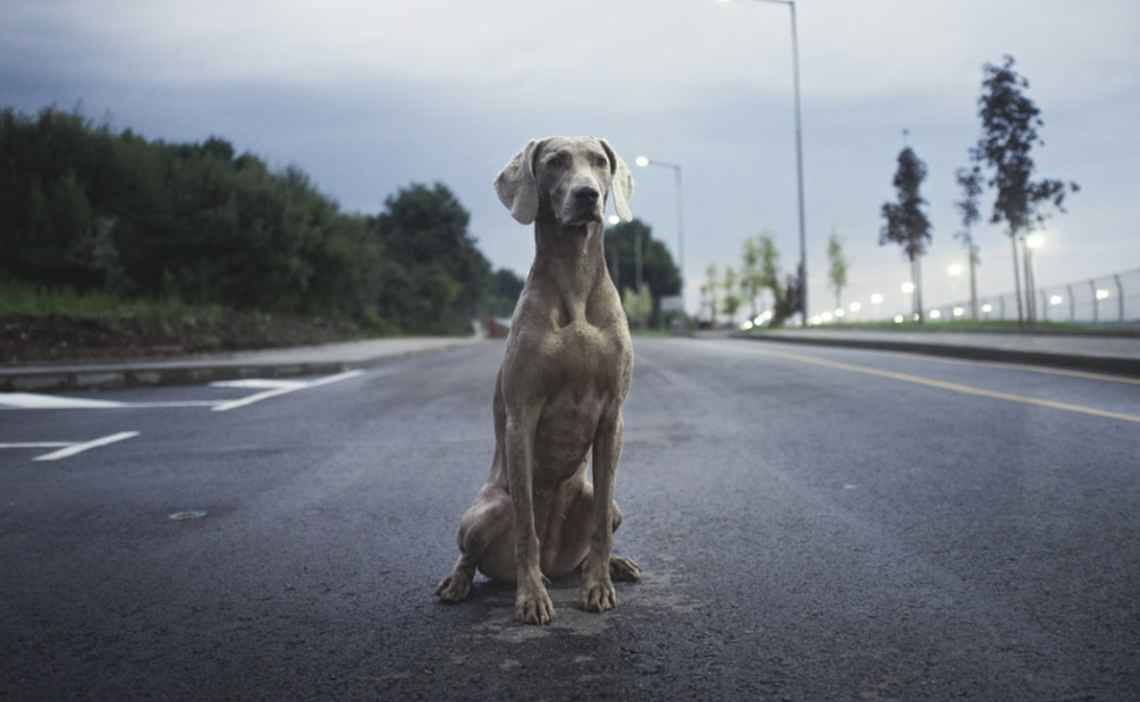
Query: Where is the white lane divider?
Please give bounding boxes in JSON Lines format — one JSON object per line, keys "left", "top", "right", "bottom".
{"left": 0, "top": 394, "right": 127, "bottom": 409}
{"left": 0, "top": 369, "right": 365, "bottom": 414}
{"left": 0, "top": 431, "right": 140, "bottom": 461}
{"left": 0, "top": 394, "right": 216, "bottom": 410}
{"left": 210, "top": 370, "right": 364, "bottom": 412}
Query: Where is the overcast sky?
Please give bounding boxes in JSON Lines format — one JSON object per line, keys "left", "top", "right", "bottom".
{"left": 5, "top": 0, "right": 1139, "bottom": 317}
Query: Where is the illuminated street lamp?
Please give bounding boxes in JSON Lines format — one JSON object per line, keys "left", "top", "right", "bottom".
{"left": 901, "top": 281, "right": 915, "bottom": 294}
{"left": 869, "top": 292, "right": 884, "bottom": 320}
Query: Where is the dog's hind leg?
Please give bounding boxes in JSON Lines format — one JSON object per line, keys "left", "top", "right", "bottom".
{"left": 436, "top": 484, "right": 513, "bottom": 603}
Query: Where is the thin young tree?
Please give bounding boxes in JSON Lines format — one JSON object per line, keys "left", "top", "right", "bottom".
{"left": 704, "top": 263, "right": 719, "bottom": 326}
{"left": 880, "top": 146, "right": 933, "bottom": 322}
{"left": 954, "top": 167, "right": 983, "bottom": 319}
{"left": 826, "top": 229, "right": 848, "bottom": 312}
{"left": 969, "top": 55, "right": 1079, "bottom": 323}
{"left": 721, "top": 266, "right": 741, "bottom": 324}
{"left": 741, "top": 237, "right": 762, "bottom": 319}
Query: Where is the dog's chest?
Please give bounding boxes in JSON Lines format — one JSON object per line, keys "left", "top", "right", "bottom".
{"left": 533, "top": 321, "right": 630, "bottom": 467}
{"left": 545, "top": 321, "right": 629, "bottom": 391}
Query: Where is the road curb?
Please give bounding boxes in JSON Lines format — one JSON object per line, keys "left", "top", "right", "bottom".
{"left": 0, "top": 341, "right": 478, "bottom": 393}
{"left": 735, "top": 332, "right": 1140, "bottom": 378}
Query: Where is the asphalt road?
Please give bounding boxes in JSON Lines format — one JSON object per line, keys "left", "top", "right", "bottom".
{"left": 2, "top": 338, "right": 1139, "bottom": 700}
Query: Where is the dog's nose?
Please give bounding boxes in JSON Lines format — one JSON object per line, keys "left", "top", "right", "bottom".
{"left": 573, "top": 186, "right": 600, "bottom": 206}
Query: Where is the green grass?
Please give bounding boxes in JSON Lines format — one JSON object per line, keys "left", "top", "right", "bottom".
{"left": 0, "top": 279, "right": 400, "bottom": 362}
{"left": 0, "top": 279, "right": 225, "bottom": 323}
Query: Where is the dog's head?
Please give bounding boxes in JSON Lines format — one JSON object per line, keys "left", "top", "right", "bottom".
{"left": 494, "top": 136, "right": 633, "bottom": 227}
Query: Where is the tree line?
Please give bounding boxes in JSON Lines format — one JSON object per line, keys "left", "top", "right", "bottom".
{"left": 701, "top": 233, "right": 803, "bottom": 328}
{"left": 715, "top": 54, "right": 1078, "bottom": 329}
{"left": 0, "top": 106, "right": 523, "bottom": 334}
{"left": 879, "top": 55, "right": 1078, "bottom": 324}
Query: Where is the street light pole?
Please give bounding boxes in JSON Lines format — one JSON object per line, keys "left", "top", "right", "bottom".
{"left": 634, "top": 157, "right": 686, "bottom": 324}
{"left": 737, "top": 0, "right": 808, "bottom": 325}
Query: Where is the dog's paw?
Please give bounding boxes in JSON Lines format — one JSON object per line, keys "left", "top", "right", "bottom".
{"left": 514, "top": 582, "right": 555, "bottom": 625}
{"left": 609, "top": 555, "right": 641, "bottom": 583}
{"left": 580, "top": 576, "right": 617, "bottom": 613}
{"left": 435, "top": 572, "right": 472, "bottom": 603}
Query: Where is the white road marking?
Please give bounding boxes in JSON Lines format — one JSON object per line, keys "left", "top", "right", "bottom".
{"left": 0, "top": 441, "right": 72, "bottom": 449}
{"left": 31, "top": 431, "right": 140, "bottom": 461}
{"left": 0, "top": 393, "right": 126, "bottom": 409}
{"left": 0, "top": 394, "right": 217, "bottom": 410}
{"left": 1, "top": 370, "right": 364, "bottom": 414}
{"left": 211, "top": 370, "right": 363, "bottom": 412}
{"left": 210, "top": 379, "right": 308, "bottom": 390}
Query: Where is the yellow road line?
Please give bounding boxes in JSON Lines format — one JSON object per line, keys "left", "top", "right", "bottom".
{"left": 865, "top": 348, "right": 1140, "bottom": 386}
{"left": 744, "top": 345, "right": 1140, "bottom": 425}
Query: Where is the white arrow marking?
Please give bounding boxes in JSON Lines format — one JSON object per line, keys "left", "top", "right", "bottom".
{"left": 211, "top": 370, "right": 363, "bottom": 412}
{"left": 32, "top": 431, "right": 140, "bottom": 461}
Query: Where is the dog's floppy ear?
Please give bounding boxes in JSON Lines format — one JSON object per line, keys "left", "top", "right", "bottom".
{"left": 494, "top": 138, "right": 546, "bottom": 225}
{"left": 599, "top": 138, "right": 634, "bottom": 222}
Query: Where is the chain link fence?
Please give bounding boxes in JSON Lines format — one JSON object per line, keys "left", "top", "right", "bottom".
{"left": 917, "top": 268, "right": 1140, "bottom": 325}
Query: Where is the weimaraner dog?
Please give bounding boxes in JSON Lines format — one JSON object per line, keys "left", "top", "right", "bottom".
{"left": 435, "top": 136, "right": 641, "bottom": 625}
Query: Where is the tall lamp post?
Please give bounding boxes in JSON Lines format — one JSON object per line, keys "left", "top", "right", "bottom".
{"left": 634, "top": 155, "right": 686, "bottom": 324}
{"left": 719, "top": 0, "right": 808, "bottom": 325}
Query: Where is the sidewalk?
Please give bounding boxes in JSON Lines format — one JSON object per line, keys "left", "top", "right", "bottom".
{"left": 740, "top": 329, "right": 1140, "bottom": 377}
{"left": 0, "top": 336, "right": 482, "bottom": 392}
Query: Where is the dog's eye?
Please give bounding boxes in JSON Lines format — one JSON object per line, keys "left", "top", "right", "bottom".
{"left": 547, "top": 152, "right": 570, "bottom": 167}
{"left": 590, "top": 154, "right": 608, "bottom": 168}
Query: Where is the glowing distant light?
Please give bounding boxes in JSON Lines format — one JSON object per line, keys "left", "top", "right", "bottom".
{"left": 834, "top": 308, "right": 846, "bottom": 318}
{"left": 982, "top": 303, "right": 993, "bottom": 313}
{"left": 809, "top": 315, "right": 822, "bottom": 326}
{"left": 953, "top": 307, "right": 965, "bottom": 317}
{"left": 870, "top": 293, "right": 884, "bottom": 305}
{"left": 1096, "top": 289, "right": 1111, "bottom": 300}
{"left": 1025, "top": 233, "right": 1045, "bottom": 250}
{"left": 821, "top": 312, "right": 834, "bottom": 323}
{"left": 741, "top": 320, "right": 754, "bottom": 331}
{"left": 947, "top": 263, "right": 963, "bottom": 277}
{"left": 849, "top": 302, "right": 862, "bottom": 312}
{"left": 893, "top": 314, "right": 904, "bottom": 324}
{"left": 607, "top": 214, "right": 621, "bottom": 225}
{"left": 1049, "top": 295, "right": 1063, "bottom": 306}
{"left": 912, "top": 313, "right": 921, "bottom": 321}
{"left": 634, "top": 156, "right": 650, "bottom": 168}
{"left": 901, "top": 282, "right": 915, "bottom": 294}
{"left": 929, "top": 309, "right": 942, "bottom": 320}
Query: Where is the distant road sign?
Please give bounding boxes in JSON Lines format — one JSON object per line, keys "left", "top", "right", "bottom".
{"left": 659, "top": 296, "right": 684, "bottom": 313}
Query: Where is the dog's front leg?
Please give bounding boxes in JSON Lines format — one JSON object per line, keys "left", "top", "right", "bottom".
{"left": 505, "top": 408, "right": 554, "bottom": 625}
{"left": 581, "top": 407, "right": 623, "bottom": 612}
